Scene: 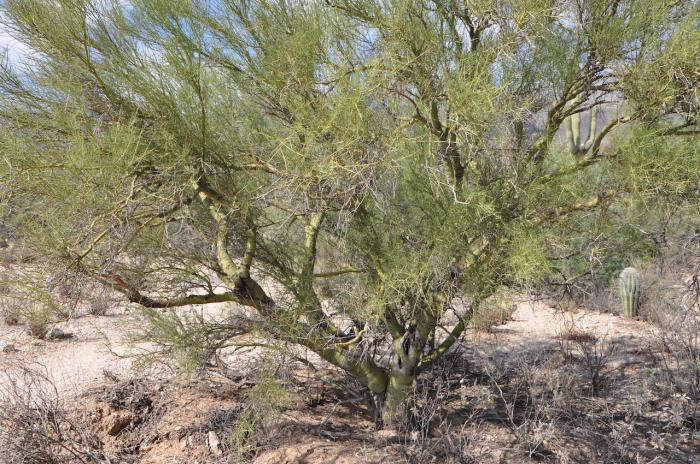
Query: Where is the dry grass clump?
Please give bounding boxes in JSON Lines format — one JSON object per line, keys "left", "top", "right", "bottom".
{"left": 472, "top": 291, "right": 517, "bottom": 332}
{"left": 226, "top": 366, "right": 296, "bottom": 461}
{"left": 25, "top": 302, "right": 57, "bottom": 339}
{"left": 0, "top": 294, "right": 59, "bottom": 339}
{"left": 88, "top": 296, "right": 112, "bottom": 316}
{"left": 0, "top": 296, "right": 21, "bottom": 326}
{"left": 653, "top": 297, "right": 700, "bottom": 397}
{"left": 0, "top": 242, "right": 35, "bottom": 266}
{"left": 0, "top": 264, "right": 71, "bottom": 337}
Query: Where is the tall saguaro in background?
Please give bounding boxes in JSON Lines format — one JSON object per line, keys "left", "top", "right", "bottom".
{"left": 566, "top": 104, "right": 599, "bottom": 156}
{"left": 0, "top": 0, "right": 698, "bottom": 424}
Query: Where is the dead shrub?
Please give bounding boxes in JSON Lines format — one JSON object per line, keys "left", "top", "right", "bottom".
{"left": 0, "top": 274, "right": 19, "bottom": 325}
{"left": 397, "top": 361, "right": 483, "bottom": 464}
{"left": 482, "top": 352, "right": 562, "bottom": 460}
{"left": 635, "top": 246, "right": 700, "bottom": 397}
{"left": 557, "top": 325, "right": 617, "bottom": 395}
{"left": 226, "top": 355, "right": 296, "bottom": 462}
{"left": 575, "top": 337, "right": 618, "bottom": 396}
{"left": 396, "top": 373, "right": 449, "bottom": 457}
{"left": 587, "top": 284, "right": 618, "bottom": 313}
{"left": 0, "top": 360, "right": 115, "bottom": 463}
{"left": 78, "top": 282, "right": 119, "bottom": 317}
{"left": 0, "top": 242, "right": 35, "bottom": 265}
{"left": 51, "top": 277, "right": 116, "bottom": 317}
{"left": 25, "top": 302, "right": 56, "bottom": 339}
{"left": 654, "top": 305, "right": 700, "bottom": 397}
{"left": 0, "top": 267, "right": 73, "bottom": 334}
{"left": 88, "top": 296, "right": 112, "bottom": 316}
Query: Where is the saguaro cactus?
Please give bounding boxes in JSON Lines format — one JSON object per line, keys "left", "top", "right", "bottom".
{"left": 566, "top": 105, "right": 598, "bottom": 157}
{"left": 619, "top": 267, "right": 641, "bottom": 318}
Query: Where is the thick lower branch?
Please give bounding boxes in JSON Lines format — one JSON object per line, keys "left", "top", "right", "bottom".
{"left": 417, "top": 299, "right": 477, "bottom": 372}
{"left": 417, "top": 320, "right": 465, "bottom": 371}
{"left": 99, "top": 273, "right": 272, "bottom": 311}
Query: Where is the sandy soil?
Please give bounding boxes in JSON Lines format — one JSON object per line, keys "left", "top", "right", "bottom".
{"left": 471, "top": 298, "right": 652, "bottom": 360}
{"left": 0, "top": 310, "right": 133, "bottom": 394}
{"left": 0, "top": 298, "right": 652, "bottom": 398}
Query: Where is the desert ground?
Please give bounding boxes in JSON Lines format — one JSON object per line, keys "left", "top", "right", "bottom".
{"left": 1, "top": 296, "right": 697, "bottom": 464}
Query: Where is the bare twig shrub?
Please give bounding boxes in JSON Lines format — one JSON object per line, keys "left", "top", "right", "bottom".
{"left": 637, "top": 236, "right": 700, "bottom": 397}
{"left": 576, "top": 336, "right": 618, "bottom": 396}
{"left": 25, "top": 302, "right": 55, "bottom": 339}
{"left": 0, "top": 264, "right": 75, "bottom": 334}
{"left": 0, "top": 296, "right": 21, "bottom": 326}
{"left": 396, "top": 374, "right": 449, "bottom": 457}
{"left": 395, "top": 353, "right": 483, "bottom": 463}
{"left": 654, "top": 305, "right": 700, "bottom": 397}
{"left": 80, "top": 282, "right": 120, "bottom": 317}
{"left": 50, "top": 277, "right": 120, "bottom": 317}
{"left": 481, "top": 329, "right": 627, "bottom": 461}
{"left": 557, "top": 325, "right": 618, "bottom": 395}
{"left": 482, "top": 352, "right": 563, "bottom": 460}
{"left": 1, "top": 270, "right": 32, "bottom": 327}
{"left": 0, "top": 242, "right": 35, "bottom": 266}
{"left": 88, "top": 297, "right": 111, "bottom": 316}
{"left": 0, "top": 360, "right": 114, "bottom": 463}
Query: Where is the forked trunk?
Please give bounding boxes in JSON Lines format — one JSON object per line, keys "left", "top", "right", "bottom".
{"left": 364, "top": 370, "right": 417, "bottom": 427}
{"left": 373, "top": 324, "right": 426, "bottom": 427}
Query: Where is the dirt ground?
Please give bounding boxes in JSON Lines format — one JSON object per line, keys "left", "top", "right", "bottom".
{"left": 1, "top": 299, "right": 698, "bottom": 463}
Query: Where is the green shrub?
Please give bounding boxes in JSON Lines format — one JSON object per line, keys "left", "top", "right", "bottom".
{"left": 227, "top": 361, "right": 295, "bottom": 461}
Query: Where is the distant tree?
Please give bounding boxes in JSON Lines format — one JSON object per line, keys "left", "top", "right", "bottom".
{"left": 0, "top": 0, "right": 698, "bottom": 424}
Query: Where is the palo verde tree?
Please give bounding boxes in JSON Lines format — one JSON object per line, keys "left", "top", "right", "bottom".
{"left": 0, "top": 0, "right": 698, "bottom": 424}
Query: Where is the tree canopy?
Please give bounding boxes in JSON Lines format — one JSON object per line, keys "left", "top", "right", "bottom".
{"left": 1, "top": 0, "right": 698, "bottom": 423}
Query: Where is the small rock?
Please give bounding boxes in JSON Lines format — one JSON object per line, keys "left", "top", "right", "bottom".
{"left": 105, "top": 410, "right": 133, "bottom": 436}
{"left": 1, "top": 343, "right": 17, "bottom": 353}
{"left": 46, "top": 328, "right": 73, "bottom": 340}
{"left": 3, "top": 315, "right": 20, "bottom": 326}
{"left": 93, "top": 406, "right": 104, "bottom": 420}
{"left": 180, "top": 435, "right": 194, "bottom": 449}
{"left": 208, "top": 431, "right": 222, "bottom": 456}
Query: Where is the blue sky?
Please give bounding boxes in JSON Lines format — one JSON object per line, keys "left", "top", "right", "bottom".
{"left": 1, "top": 26, "right": 30, "bottom": 64}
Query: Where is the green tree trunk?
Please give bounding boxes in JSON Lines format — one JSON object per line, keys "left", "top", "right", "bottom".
{"left": 381, "top": 371, "right": 416, "bottom": 426}
{"left": 378, "top": 324, "right": 427, "bottom": 425}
